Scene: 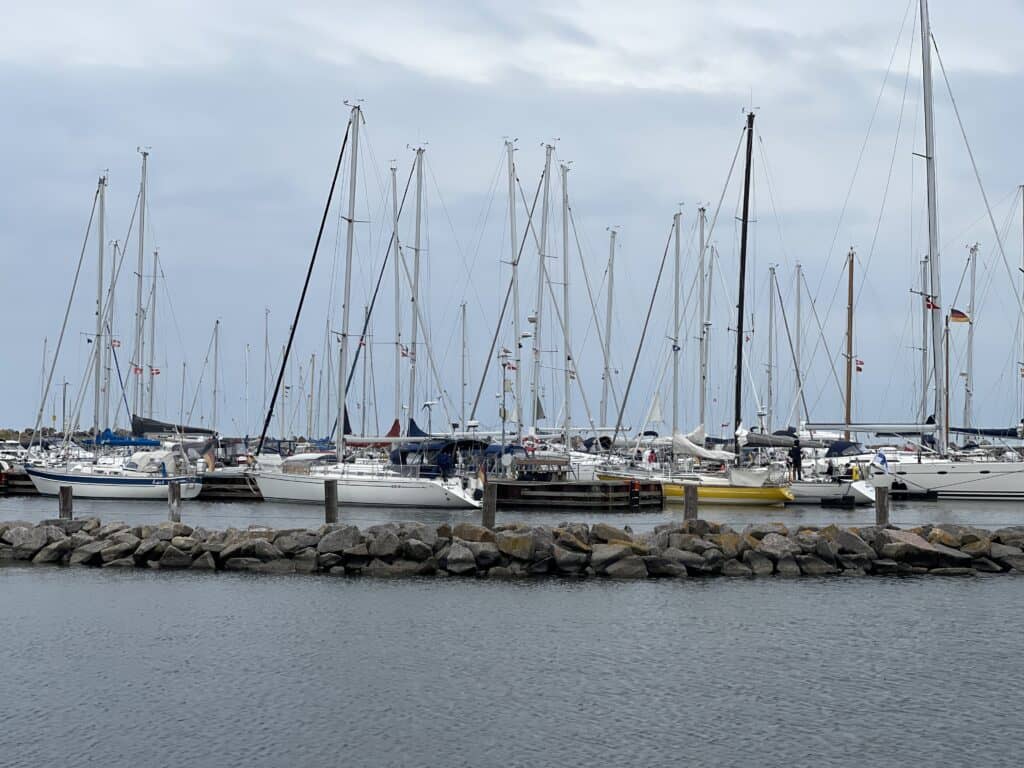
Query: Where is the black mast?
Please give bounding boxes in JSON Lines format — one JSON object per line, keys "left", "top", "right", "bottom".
{"left": 734, "top": 111, "right": 755, "bottom": 456}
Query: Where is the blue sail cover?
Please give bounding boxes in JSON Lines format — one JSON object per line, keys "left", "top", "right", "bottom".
{"left": 84, "top": 429, "right": 160, "bottom": 447}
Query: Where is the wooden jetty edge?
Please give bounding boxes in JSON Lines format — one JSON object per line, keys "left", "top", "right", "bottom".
{"left": 3, "top": 516, "right": 1023, "bottom": 579}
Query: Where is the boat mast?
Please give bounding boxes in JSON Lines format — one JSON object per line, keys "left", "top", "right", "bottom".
{"left": 531, "top": 144, "right": 554, "bottom": 430}
{"left": 309, "top": 351, "right": 316, "bottom": 439}
{"left": 920, "top": 0, "right": 946, "bottom": 453}
{"left": 964, "top": 243, "right": 977, "bottom": 429}
{"left": 146, "top": 248, "right": 158, "bottom": 418}
{"left": 338, "top": 103, "right": 361, "bottom": 459}
{"left": 794, "top": 261, "right": 802, "bottom": 420}
{"left": 133, "top": 150, "right": 148, "bottom": 418}
{"left": 920, "top": 255, "right": 930, "bottom": 422}
{"left": 361, "top": 308, "right": 369, "bottom": 435}
{"left": 93, "top": 174, "right": 106, "bottom": 437}
{"left": 698, "top": 206, "right": 708, "bottom": 432}
{"left": 600, "top": 227, "right": 616, "bottom": 427}
{"left": 460, "top": 301, "right": 467, "bottom": 430}
{"left": 244, "top": 344, "right": 250, "bottom": 435}
{"left": 733, "top": 112, "right": 755, "bottom": 456}
{"left": 844, "top": 248, "right": 855, "bottom": 441}
{"left": 102, "top": 242, "right": 116, "bottom": 432}
{"left": 212, "top": 318, "right": 220, "bottom": 432}
{"left": 505, "top": 140, "right": 522, "bottom": 440}
{"left": 391, "top": 162, "right": 402, "bottom": 428}
{"left": 672, "top": 210, "right": 681, "bottom": 452}
{"left": 767, "top": 264, "right": 776, "bottom": 434}
{"left": 406, "top": 146, "right": 424, "bottom": 435}
{"left": 560, "top": 162, "right": 572, "bottom": 451}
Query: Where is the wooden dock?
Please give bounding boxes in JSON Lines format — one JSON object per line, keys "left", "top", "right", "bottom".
{"left": 490, "top": 478, "right": 663, "bottom": 511}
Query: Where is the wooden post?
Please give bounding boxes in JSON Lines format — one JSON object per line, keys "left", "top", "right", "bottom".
{"left": 58, "top": 485, "right": 73, "bottom": 520}
{"left": 683, "top": 483, "right": 698, "bottom": 521}
{"left": 168, "top": 481, "right": 182, "bottom": 523}
{"left": 324, "top": 479, "right": 338, "bottom": 524}
{"left": 875, "top": 485, "right": 890, "bottom": 527}
{"left": 481, "top": 482, "right": 497, "bottom": 530}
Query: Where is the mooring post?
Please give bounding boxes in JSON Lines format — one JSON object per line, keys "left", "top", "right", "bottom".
{"left": 324, "top": 479, "right": 338, "bottom": 524}
{"left": 875, "top": 485, "right": 890, "bottom": 527}
{"left": 481, "top": 482, "right": 497, "bottom": 530}
{"left": 58, "top": 485, "right": 73, "bottom": 520}
{"left": 168, "top": 481, "right": 182, "bottom": 523}
{"left": 683, "top": 483, "right": 698, "bottom": 521}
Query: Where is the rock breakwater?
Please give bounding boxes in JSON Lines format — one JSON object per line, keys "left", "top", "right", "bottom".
{"left": 3, "top": 517, "right": 1024, "bottom": 578}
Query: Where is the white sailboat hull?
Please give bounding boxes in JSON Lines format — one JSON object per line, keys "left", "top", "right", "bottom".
{"left": 256, "top": 470, "right": 481, "bottom": 509}
{"left": 878, "top": 460, "right": 1024, "bottom": 499}
{"left": 788, "top": 479, "right": 875, "bottom": 505}
{"left": 26, "top": 466, "right": 203, "bottom": 500}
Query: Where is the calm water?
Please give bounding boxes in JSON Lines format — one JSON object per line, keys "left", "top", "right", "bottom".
{"left": 3, "top": 494, "right": 1024, "bottom": 532}
{"left": 1, "top": 565, "right": 1022, "bottom": 767}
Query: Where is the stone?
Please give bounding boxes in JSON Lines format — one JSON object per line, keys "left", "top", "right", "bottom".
{"left": 224, "top": 557, "right": 263, "bottom": 571}
{"left": 487, "top": 566, "right": 514, "bottom": 579}
{"left": 757, "top": 533, "right": 802, "bottom": 562}
{"left": 133, "top": 539, "right": 166, "bottom": 563}
{"left": 31, "top": 538, "right": 75, "bottom": 564}
{"left": 590, "top": 543, "right": 633, "bottom": 572}
{"left": 221, "top": 538, "right": 283, "bottom": 562}
{"left": 603, "top": 555, "right": 647, "bottom": 579}
{"left": 5, "top": 526, "right": 48, "bottom": 560}
{"left": 990, "top": 542, "right": 1024, "bottom": 561}
{"left": 720, "top": 559, "right": 753, "bottom": 577}
{"left": 397, "top": 522, "right": 438, "bottom": 547}
{"left": 38, "top": 525, "right": 67, "bottom": 544}
{"left": 402, "top": 538, "right": 433, "bottom": 562}
{"left": 100, "top": 539, "right": 140, "bottom": 563}
{"left": 190, "top": 552, "right": 217, "bottom": 570}
{"left": 928, "top": 542, "right": 974, "bottom": 565}
{"left": 999, "top": 553, "right": 1024, "bottom": 572}
{"left": 319, "top": 553, "right": 343, "bottom": 570}
{"left": 835, "top": 530, "right": 877, "bottom": 559}
{"left": 154, "top": 522, "right": 193, "bottom": 540}
{"left": 993, "top": 527, "right": 1024, "bottom": 547}
{"left": 496, "top": 530, "right": 535, "bottom": 561}
{"left": 317, "top": 526, "right": 363, "bottom": 554}
{"left": 641, "top": 555, "right": 687, "bottom": 577}
{"left": 741, "top": 549, "right": 774, "bottom": 576}
{"left": 709, "top": 532, "right": 741, "bottom": 559}
{"left": 972, "top": 557, "right": 1003, "bottom": 573}
{"left": 774, "top": 555, "right": 801, "bottom": 577}
{"left": 102, "top": 557, "right": 137, "bottom": 568}
{"left": 961, "top": 539, "right": 991, "bottom": 559}
{"left": 814, "top": 537, "right": 839, "bottom": 563}
{"left": 159, "top": 545, "right": 193, "bottom": 568}
{"left": 367, "top": 531, "right": 401, "bottom": 558}
{"left": 0, "top": 544, "right": 14, "bottom": 560}
{"left": 252, "top": 559, "right": 296, "bottom": 575}
{"left": 838, "top": 553, "right": 874, "bottom": 571}
{"left": 870, "top": 559, "right": 900, "bottom": 575}
{"left": 69, "top": 540, "right": 114, "bottom": 566}
{"left": 701, "top": 548, "right": 724, "bottom": 565}
{"left": 591, "top": 523, "right": 633, "bottom": 543}
{"left": 0, "top": 521, "right": 34, "bottom": 542}
{"left": 291, "top": 548, "right": 319, "bottom": 573}
{"left": 929, "top": 567, "right": 976, "bottom": 577}
{"left": 682, "top": 519, "right": 714, "bottom": 536}
{"left": 169, "top": 536, "right": 198, "bottom": 552}
{"left": 743, "top": 522, "right": 789, "bottom": 540}
{"left": 928, "top": 528, "right": 962, "bottom": 548}
{"left": 464, "top": 540, "right": 503, "bottom": 569}
{"left": 527, "top": 557, "right": 553, "bottom": 575}
{"left": 452, "top": 522, "right": 495, "bottom": 543}
{"left": 272, "top": 531, "right": 319, "bottom": 555}
{"left": 661, "top": 547, "right": 708, "bottom": 567}
{"left": 95, "top": 522, "right": 130, "bottom": 539}
{"left": 365, "top": 558, "right": 430, "bottom": 577}
{"left": 796, "top": 554, "right": 838, "bottom": 576}
{"left": 340, "top": 544, "right": 370, "bottom": 568}
{"left": 552, "top": 544, "right": 589, "bottom": 573}
{"left": 443, "top": 542, "right": 477, "bottom": 575}
{"left": 554, "top": 528, "right": 591, "bottom": 553}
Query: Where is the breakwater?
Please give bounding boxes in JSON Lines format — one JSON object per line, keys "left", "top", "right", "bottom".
{"left": 4, "top": 516, "right": 1024, "bottom": 578}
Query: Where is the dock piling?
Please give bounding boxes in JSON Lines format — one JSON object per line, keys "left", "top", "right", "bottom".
{"left": 168, "top": 481, "right": 182, "bottom": 523}
{"left": 875, "top": 485, "right": 890, "bottom": 527}
{"left": 481, "top": 483, "right": 497, "bottom": 529}
{"left": 324, "top": 479, "right": 338, "bottom": 524}
{"left": 58, "top": 485, "right": 73, "bottom": 520}
{"left": 683, "top": 483, "right": 698, "bottom": 521}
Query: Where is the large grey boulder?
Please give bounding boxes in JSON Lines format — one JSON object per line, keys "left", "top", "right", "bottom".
{"left": 221, "top": 538, "right": 283, "bottom": 562}
{"left": 367, "top": 531, "right": 401, "bottom": 558}
{"left": 721, "top": 559, "right": 753, "bottom": 577}
{"left": 796, "top": 554, "right": 838, "bottom": 576}
{"left": 774, "top": 555, "right": 801, "bottom": 577}
{"left": 757, "top": 533, "right": 802, "bottom": 562}
{"left": 870, "top": 558, "right": 900, "bottom": 575}
{"left": 741, "top": 549, "right": 774, "bottom": 576}
{"left": 292, "top": 548, "right": 319, "bottom": 573}
{"left": 402, "top": 538, "right": 433, "bottom": 562}
{"left": 398, "top": 522, "right": 438, "bottom": 548}
{"left": 972, "top": 557, "right": 1003, "bottom": 573}
{"left": 366, "top": 558, "right": 436, "bottom": 577}
{"left": 100, "top": 539, "right": 141, "bottom": 563}
{"left": 340, "top": 544, "right": 370, "bottom": 568}
{"left": 496, "top": 529, "right": 535, "bottom": 561}
{"left": 603, "top": 555, "right": 647, "bottom": 578}
{"left": 641, "top": 555, "right": 687, "bottom": 577}
{"left": 317, "top": 526, "right": 362, "bottom": 554}
{"left": 999, "top": 553, "right": 1024, "bottom": 572}
{"left": 835, "top": 530, "right": 876, "bottom": 558}
{"left": 69, "top": 540, "right": 114, "bottom": 566}
{"left": 273, "top": 531, "right": 319, "bottom": 555}
{"left": 464, "top": 540, "right": 503, "bottom": 569}
{"left": 592, "top": 522, "right": 633, "bottom": 543}
{"left": 442, "top": 542, "right": 477, "bottom": 575}
{"left": 555, "top": 528, "right": 591, "bottom": 553}
{"left": 159, "top": 545, "right": 193, "bottom": 568}
{"left": 5, "top": 526, "right": 48, "bottom": 560}
{"left": 552, "top": 544, "right": 589, "bottom": 573}
{"left": 133, "top": 539, "right": 166, "bottom": 563}
{"left": 31, "top": 538, "right": 75, "bottom": 564}
{"left": 452, "top": 522, "right": 495, "bottom": 543}
{"left": 95, "top": 522, "right": 130, "bottom": 539}
{"left": 190, "top": 552, "right": 217, "bottom": 570}
{"left": 743, "top": 522, "right": 789, "bottom": 540}
{"left": 590, "top": 543, "right": 633, "bottom": 572}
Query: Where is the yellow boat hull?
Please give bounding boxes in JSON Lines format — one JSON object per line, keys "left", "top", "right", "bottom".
{"left": 665, "top": 482, "right": 794, "bottom": 506}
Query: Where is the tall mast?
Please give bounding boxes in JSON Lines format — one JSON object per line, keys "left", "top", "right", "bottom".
{"left": 733, "top": 112, "right": 755, "bottom": 456}
{"left": 102, "top": 242, "right": 116, "bottom": 432}
{"left": 964, "top": 244, "right": 977, "bottom": 429}
{"left": 920, "top": 256, "right": 930, "bottom": 422}
{"left": 767, "top": 265, "right": 776, "bottom": 434}
{"left": 133, "top": 150, "right": 148, "bottom": 417}
{"left": 309, "top": 351, "right": 316, "bottom": 439}
{"left": 212, "top": 318, "right": 220, "bottom": 432}
{"left": 244, "top": 344, "right": 250, "bottom": 435}
{"left": 698, "top": 206, "right": 708, "bottom": 431}
{"left": 600, "top": 228, "right": 616, "bottom": 426}
{"left": 406, "top": 146, "right": 424, "bottom": 435}
{"left": 460, "top": 302, "right": 467, "bottom": 430}
{"left": 505, "top": 140, "right": 522, "bottom": 439}
{"left": 672, "top": 211, "right": 681, "bottom": 448}
{"left": 361, "top": 309, "right": 369, "bottom": 435}
{"left": 531, "top": 144, "right": 554, "bottom": 430}
{"left": 338, "top": 103, "right": 361, "bottom": 459}
{"left": 146, "top": 249, "right": 158, "bottom": 418}
{"left": 263, "top": 308, "right": 270, "bottom": 420}
{"left": 391, "top": 162, "right": 402, "bottom": 426}
{"left": 794, "top": 261, "right": 802, "bottom": 417}
{"left": 93, "top": 174, "right": 106, "bottom": 437}
{"left": 844, "top": 248, "right": 855, "bottom": 441}
{"left": 920, "top": 0, "right": 945, "bottom": 453}
{"left": 560, "top": 162, "right": 572, "bottom": 450}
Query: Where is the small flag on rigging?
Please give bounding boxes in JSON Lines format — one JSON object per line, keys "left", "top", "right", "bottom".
{"left": 949, "top": 308, "right": 970, "bottom": 323}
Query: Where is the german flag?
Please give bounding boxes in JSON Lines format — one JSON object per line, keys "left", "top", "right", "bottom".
{"left": 949, "top": 308, "right": 970, "bottom": 323}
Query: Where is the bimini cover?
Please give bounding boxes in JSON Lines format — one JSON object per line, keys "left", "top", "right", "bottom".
{"left": 654, "top": 425, "right": 735, "bottom": 462}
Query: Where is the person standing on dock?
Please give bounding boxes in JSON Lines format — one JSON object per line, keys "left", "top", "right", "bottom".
{"left": 789, "top": 438, "right": 803, "bottom": 481}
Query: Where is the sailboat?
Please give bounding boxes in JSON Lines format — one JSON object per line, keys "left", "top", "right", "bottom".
{"left": 253, "top": 106, "right": 480, "bottom": 510}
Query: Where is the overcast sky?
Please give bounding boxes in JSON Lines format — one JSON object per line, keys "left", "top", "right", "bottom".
{"left": 3, "top": 0, "right": 1024, "bottom": 438}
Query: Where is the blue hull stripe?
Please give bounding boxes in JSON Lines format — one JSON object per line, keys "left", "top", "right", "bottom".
{"left": 26, "top": 468, "right": 199, "bottom": 487}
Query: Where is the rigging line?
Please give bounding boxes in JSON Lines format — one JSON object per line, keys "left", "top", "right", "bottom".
{"left": 773, "top": 275, "right": 811, "bottom": 427}
{"left": 755, "top": 135, "right": 792, "bottom": 272}
{"left": 30, "top": 182, "right": 100, "bottom": 449}
{"left": 611, "top": 224, "right": 674, "bottom": 448}
{"left": 185, "top": 323, "right": 217, "bottom": 424}
{"left": 468, "top": 170, "right": 546, "bottom": 421}
{"left": 703, "top": 125, "right": 746, "bottom": 253}
{"left": 801, "top": 269, "right": 847, "bottom": 405}
{"left": 815, "top": 0, "right": 915, "bottom": 300}
{"left": 257, "top": 118, "right": 351, "bottom": 454}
